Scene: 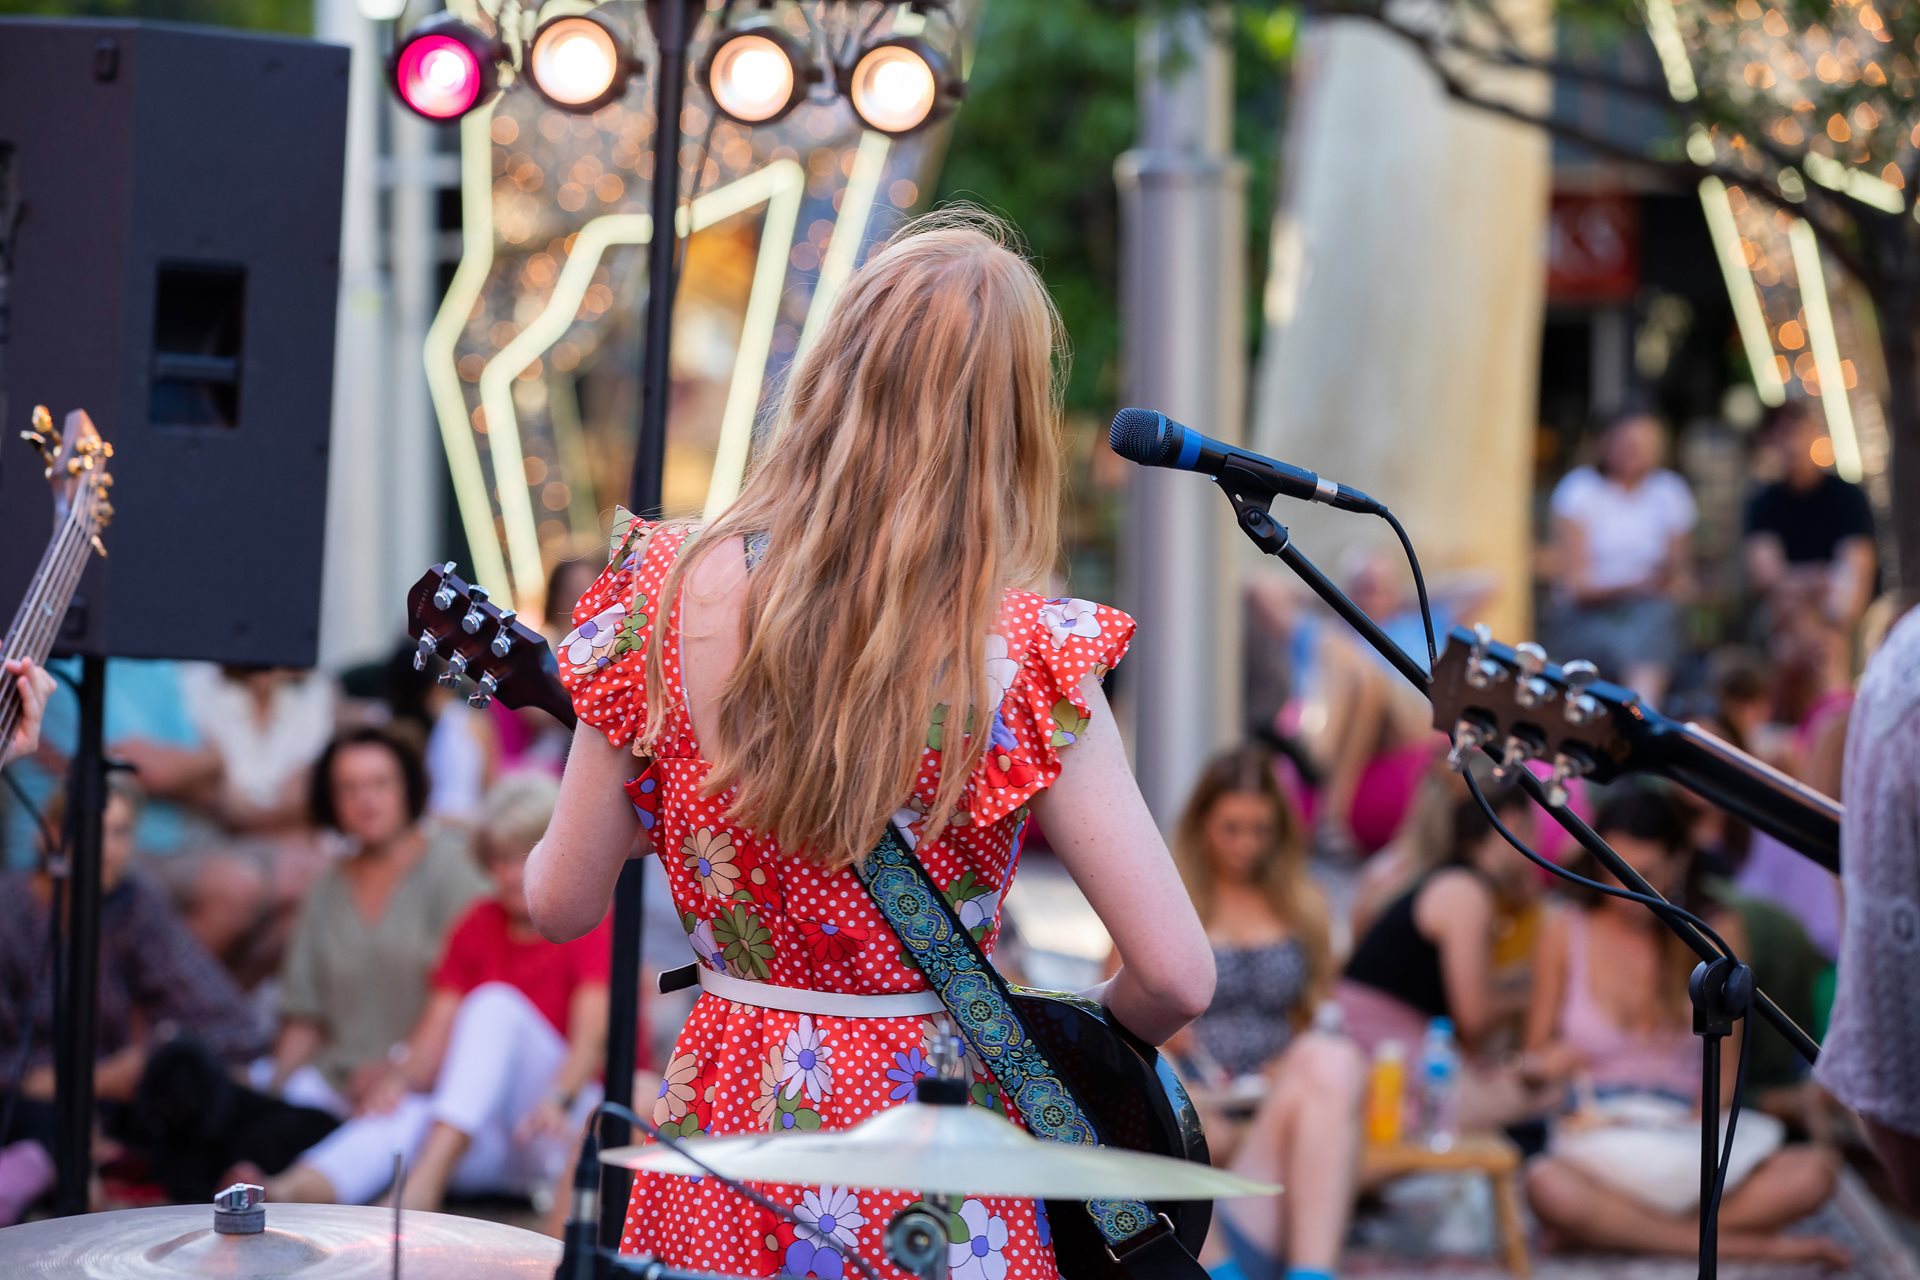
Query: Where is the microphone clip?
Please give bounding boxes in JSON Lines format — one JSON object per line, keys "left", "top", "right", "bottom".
{"left": 1215, "top": 462, "right": 1293, "bottom": 557}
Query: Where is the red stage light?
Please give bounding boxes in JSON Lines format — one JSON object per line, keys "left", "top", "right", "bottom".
{"left": 392, "top": 17, "right": 498, "bottom": 121}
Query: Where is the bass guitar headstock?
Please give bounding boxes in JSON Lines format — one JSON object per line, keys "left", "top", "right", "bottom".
{"left": 1430, "top": 624, "right": 1653, "bottom": 805}
{"left": 21, "top": 405, "right": 115, "bottom": 556}
{"left": 405, "top": 562, "right": 575, "bottom": 726}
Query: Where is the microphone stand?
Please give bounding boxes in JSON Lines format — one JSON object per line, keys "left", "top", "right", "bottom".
{"left": 1214, "top": 465, "right": 1810, "bottom": 1280}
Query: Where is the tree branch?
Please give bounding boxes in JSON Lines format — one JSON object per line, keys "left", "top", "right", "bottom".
{"left": 1306, "top": 3, "right": 1884, "bottom": 291}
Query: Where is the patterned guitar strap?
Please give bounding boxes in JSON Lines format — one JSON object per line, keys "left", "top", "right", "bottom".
{"left": 854, "top": 823, "right": 1207, "bottom": 1280}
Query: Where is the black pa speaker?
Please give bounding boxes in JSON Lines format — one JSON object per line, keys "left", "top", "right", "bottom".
{"left": 0, "top": 19, "right": 348, "bottom": 666}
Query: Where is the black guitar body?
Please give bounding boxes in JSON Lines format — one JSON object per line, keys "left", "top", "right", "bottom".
{"left": 1010, "top": 987, "right": 1212, "bottom": 1279}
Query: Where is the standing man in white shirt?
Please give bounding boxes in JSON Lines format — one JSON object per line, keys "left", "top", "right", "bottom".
{"left": 1547, "top": 409, "right": 1697, "bottom": 707}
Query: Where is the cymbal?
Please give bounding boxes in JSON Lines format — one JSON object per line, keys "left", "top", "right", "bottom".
{"left": 0, "top": 1203, "right": 561, "bottom": 1279}
{"left": 603, "top": 1101, "right": 1280, "bottom": 1200}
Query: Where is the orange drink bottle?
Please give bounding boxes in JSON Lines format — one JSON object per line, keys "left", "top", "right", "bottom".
{"left": 1366, "top": 1040, "right": 1407, "bottom": 1146}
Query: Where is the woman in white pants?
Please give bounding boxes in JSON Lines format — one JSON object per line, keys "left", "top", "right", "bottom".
{"left": 262, "top": 774, "right": 610, "bottom": 1210}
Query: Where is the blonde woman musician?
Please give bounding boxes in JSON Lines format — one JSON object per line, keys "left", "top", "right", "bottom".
{"left": 527, "top": 211, "right": 1214, "bottom": 1280}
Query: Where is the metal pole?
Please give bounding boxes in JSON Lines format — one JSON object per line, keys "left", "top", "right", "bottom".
{"left": 603, "top": 0, "right": 695, "bottom": 1247}
{"left": 51, "top": 655, "right": 104, "bottom": 1216}
{"left": 1114, "top": 5, "right": 1246, "bottom": 825}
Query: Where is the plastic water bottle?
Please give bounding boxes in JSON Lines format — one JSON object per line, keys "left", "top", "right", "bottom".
{"left": 1418, "top": 1017, "right": 1462, "bottom": 1152}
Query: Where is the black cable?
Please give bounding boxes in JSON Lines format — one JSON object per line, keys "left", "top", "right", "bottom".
{"left": 590, "top": 1100, "right": 891, "bottom": 1280}
{"left": 1379, "top": 508, "right": 1437, "bottom": 672}
{"left": 1701, "top": 1010, "right": 1754, "bottom": 1251}
{"left": 1461, "top": 766, "right": 1732, "bottom": 958}
{"left": 2, "top": 766, "right": 58, "bottom": 858}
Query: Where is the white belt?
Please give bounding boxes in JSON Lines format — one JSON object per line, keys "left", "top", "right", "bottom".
{"left": 688, "top": 965, "right": 947, "bottom": 1018}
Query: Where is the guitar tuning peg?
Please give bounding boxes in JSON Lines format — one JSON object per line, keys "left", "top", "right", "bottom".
{"left": 438, "top": 651, "right": 468, "bottom": 687}
{"left": 1512, "top": 641, "right": 1555, "bottom": 710}
{"left": 1492, "top": 730, "right": 1543, "bottom": 781}
{"left": 412, "top": 631, "right": 438, "bottom": 672}
{"left": 1465, "top": 623, "right": 1505, "bottom": 691}
{"left": 1561, "top": 659, "right": 1602, "bottom": 726}
{"left": 29, "top": 404, "right": 52, "bottom": 436}
{"left": 99, "top": 442, "right": 113, "bottom": 459}
{"left": 489, "top": 610, "right": 517, "bottom": 658}
{"left": 461, "top": 586, "right": 490, "bottom": 635}
{"left": 65, "top": 456, "right": 85, "bottom": 477}
{"left": 467, "top": 672, "right": 499, "bottom": 709}
{"left": 1446, "top": 716, "right": 1491, "bottom": 772}
{"left": 99, "top": 473, "right": 114, "bottom": 489}
{"left": 1543, "top": 748, "right": 1594, "bottom": 809}
{"left": 89, "top": 535, "right": 108, "bottom": 559}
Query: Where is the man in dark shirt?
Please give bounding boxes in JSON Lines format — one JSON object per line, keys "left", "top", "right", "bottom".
{"left": 1743, "top": 401, "right": 1876, "bottom": 626}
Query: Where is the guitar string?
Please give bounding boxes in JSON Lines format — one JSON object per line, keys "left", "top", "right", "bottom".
{"left": 0, "top": 501, "right": 95, "bottom": 731}
{"left": 0, "top": 492, "right": 99, "bottom": 747}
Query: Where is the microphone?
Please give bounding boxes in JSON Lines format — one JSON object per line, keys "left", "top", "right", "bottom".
{"left": 1107, "top": 407, "right": 1384, "bottom": 515}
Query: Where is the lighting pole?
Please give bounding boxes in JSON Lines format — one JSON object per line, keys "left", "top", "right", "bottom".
{"left": 600, "top": 0, "right": 699, "bottom": 1246}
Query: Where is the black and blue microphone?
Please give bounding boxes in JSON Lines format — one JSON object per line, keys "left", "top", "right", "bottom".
{"left": 1107, "top": 407, "right": 1384, "bottom": 516}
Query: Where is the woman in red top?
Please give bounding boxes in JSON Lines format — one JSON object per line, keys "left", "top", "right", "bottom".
{"left": 263, "top": 773, "right": 610, "bottom": 1209}
{"left": 528, "top": 210, "right": 1215, "bottom": 1280}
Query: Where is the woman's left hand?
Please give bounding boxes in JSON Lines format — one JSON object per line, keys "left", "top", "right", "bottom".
{"left": 515, "top": 1097, "right": 572, "bottom": 1145}
{"left": 4, "top": 658, "right": 56, "bottom": 767}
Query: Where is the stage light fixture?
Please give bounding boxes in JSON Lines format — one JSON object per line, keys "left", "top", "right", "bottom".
{"left": 843, "top": 36, "right": 958, "bottom": 136}
{"left": 391, "top": 14, "right": 499, "bottom": 121}
{"left": 702, "top": 20, "right": 811, "bottom": 125}
{"left": 528, "top": 12, "right": 633, "bottom": 112}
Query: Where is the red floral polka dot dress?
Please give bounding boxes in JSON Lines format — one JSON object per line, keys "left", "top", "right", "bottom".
{"left": 560, "top": 516, "right": 1136, "bottom": 1280}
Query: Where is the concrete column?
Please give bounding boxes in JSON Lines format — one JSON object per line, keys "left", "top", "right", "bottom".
{"left": 1114, "top": 7, "right": 1247, "bottom": 826}
{"left": 1250, "top": 8, "right": 1552, "bottom": 642}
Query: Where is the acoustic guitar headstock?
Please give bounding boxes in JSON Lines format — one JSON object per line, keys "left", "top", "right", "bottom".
{"left": 1429, "top": 624, "right": 1655, "bottom": 805}
{"left": 405, "top": 562, "right": 575, "bottom": 727}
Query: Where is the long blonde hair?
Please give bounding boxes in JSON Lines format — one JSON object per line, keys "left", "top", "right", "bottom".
{"left": 1172, "top": 745, "right": 1332, "bottom": 1021}
{"left": 644, "top": 209, "right": 1065, "bottom": 866}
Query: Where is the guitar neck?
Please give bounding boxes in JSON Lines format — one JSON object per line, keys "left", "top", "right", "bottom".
{"left": 1659, "top": 719, "right": 1842, "bottom": 874}
{"left": 0, "top": 502, "right": 95, "bottom": 747}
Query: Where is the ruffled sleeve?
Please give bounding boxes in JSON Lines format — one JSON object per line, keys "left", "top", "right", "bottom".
{"left": 968, "top": 594, "right": 1137, "bottom": 827}
{"left": 557, "top": 510, "right": 659, "bottom": 749}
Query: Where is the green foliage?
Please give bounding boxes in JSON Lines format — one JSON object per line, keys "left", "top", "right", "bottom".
{"left": 0, "top": 0, "right": 312, "bottom": 33}
{"left": 935, "top": 0, "right": 1295, "bottom": 413}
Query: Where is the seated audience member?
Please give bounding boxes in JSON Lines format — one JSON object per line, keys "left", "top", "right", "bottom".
{"left": 0, "top": 776, "right": 282, "bottom": 1220}
{"left": 1245, "top": 564, "right": 1449, "bottom": 859}
{"left": 1523, "top": 785, "right": 1841, "bottom": 1266}
{"left": 1743, "top": 399, "right": 1875, "bottom": 631}
{"left": 259, "top": 774, "right": 607, "bottom": 1210}
{"left": 178, "top": 663, "right": 340, "bottom": 984}
{"left": 1164, "top": 746, "right": 1363, "bottom": 1280}
{"left": 1816, "top": 598, "right": 1920, "bottom": 1212}
{"left": 1338, "top": 777, "right": 1539, "bottom": 1059}
{"left": 181, "top": 663, "right": 335, "bottom": 836}
{"left": 258, "top": 726, "right": 485, "bottom": 1115}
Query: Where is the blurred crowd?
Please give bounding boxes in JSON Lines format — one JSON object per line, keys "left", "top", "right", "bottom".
{"left": 1194, "top": 396, "right": 1893, "bottom": 1274}
{"left": 0, "top": 398, "right": 1899, "bottom": 1271}
{"left": 0, "top": 554, "right": 623, "bottom": 1229}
